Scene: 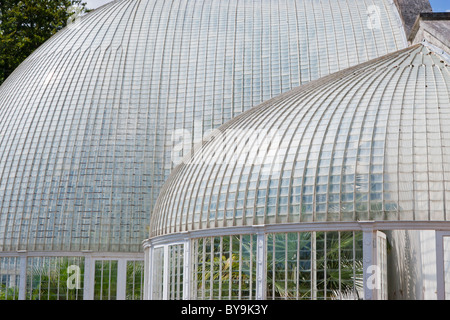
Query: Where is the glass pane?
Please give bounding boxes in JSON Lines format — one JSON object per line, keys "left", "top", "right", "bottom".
{"left": 444, "top": 237, "right": 450, "bottom": 299}
{"left": 26, "top": 257, "right": 84, "bottom": 300}
{"left": 169, "top": 244, "right": 184, "bottom": 300}
{"left": 0, "top": 257, "right": 20, "bottom": 300}
{"left": 126, "top": 260, "right": 144, "bottom": 300}
{"left": 152, "top": 247, "right": 164, "bottom": 300}
{"left": 266, "top": 231, "right": 363, "bottom": 300}
{"left": 192, "top": 235, "right": 257, "bottom": 300}
{"left": 94, "top": 260, "right": 118, "bottom": 300}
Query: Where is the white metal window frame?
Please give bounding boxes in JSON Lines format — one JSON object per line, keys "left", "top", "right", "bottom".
{"left": 146, "top": 240, "right": 189, "bottom": 300}
{"left": 435, "top": 231, "right": 450, "bottom": 300}
{"left": 0, "top": 251, "right": 144, "bottom": 300}
{"left": 144, "top": 221, "right": 450, "bottom": 300}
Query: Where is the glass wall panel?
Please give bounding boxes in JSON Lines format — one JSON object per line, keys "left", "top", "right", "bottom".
{"left": 266, "top": 231, "right": 363, "bottom": 300}
{"left": 192, "top": 235, "right": 257, "bottom": 300}
{"left": 26, "top": 257, "right": 84, "bottom": 300}
{"left": 152, "top": 247, "right": 165, "bottom": 300}
{"left": 0, "top": 257, "right": 20, "bottom": 300}
{"left": 94, "top": 260, "right": 117, "bottom": 300}
{"left": 169, "top": 244, "right": 184, "bottom": 300}
{"left": 126, "top": 260, "right": 144, "bottom": 300}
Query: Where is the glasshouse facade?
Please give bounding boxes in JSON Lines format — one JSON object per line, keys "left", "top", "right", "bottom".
{"left": 0, "top": 0, "right": 449, "bottom": 300}
{"left": 145, "top": 42, "right": 450, "bottom": 300}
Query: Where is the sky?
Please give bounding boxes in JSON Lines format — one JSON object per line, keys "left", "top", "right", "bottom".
{"left": 84, "top": 0, "right": 450, "bottom": 11}
{"left": 429, "top": 0, "right": 450, "bottom": 12}
{"left": 85, "top": 0, "right": 114, "bottom": 10}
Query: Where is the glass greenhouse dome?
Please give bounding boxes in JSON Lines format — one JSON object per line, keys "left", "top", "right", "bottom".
{"left": 145, "top": 44, "right": 450, "bottom": 300}
{"left": 0, "top": 0, "right": 409, "bottom": 300}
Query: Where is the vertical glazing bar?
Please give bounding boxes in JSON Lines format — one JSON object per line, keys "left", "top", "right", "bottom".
{"left": 362, "top": 224, "right": 375, "bottom": 300}
{"left": 105, "top": 261, "right": 108, "bottom": 300}
{"left": 250, "top": 234, "right": 254, "bottom": 299}
{"left": 170, "top": 246, "right": 175, "bottom": 299}
{"left": 296, "top": 233, "right": 300, "bottom": 300}
{"left": 256, "top": 230, "right": 266, "bottom": 300}
{"left": 163, "top": 245, "right": 169, "bottom": 300}
{"left": 18, "top": 254, "right": 27, "bottom": 300}
{"left": 117, "top": 259, "right": 126, "bottom": 300}
{"left": 435, "top": 231, "right": 445, "bottom": 300}
{"left": 228, "top": 236, "right": 232, "bottom": 299}
{"left": 218, "top": 237, "right": 223, "bottom": 299}
{"left": 311, "top": 232, "right": 317, "bottom": 300}
{"left": 324, "top": 232, "right": 327, "bottom": 299}
{"left": 284, "top": 233, "right": 288, "bottom": 299}
{"left": 238, "top": 235, "right": 242, "bottom": 300}
{"left": 201, "top": 239, "right": 206, "bottom": 299}
{"left": 183, "top": 239, "right": 191, "bottom": 300}
{"left": 352, "top": 232, "right": 357, "bottom": 297}
{"left": 192, "top": 240, "right": 199, "bottom": 299}
{"left": 83, "top": 254, "right": 93, "bottom": 300}
{"left": 144, "top": 246, "right": 151, "bottom": 300}
{"left": 178, "top": 246, "right": 183, "bottom": 299}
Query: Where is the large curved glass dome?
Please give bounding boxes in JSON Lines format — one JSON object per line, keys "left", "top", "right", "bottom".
{"left": 146, "top": 44, "right": 450, "bottom": 301}
{"left": 150, "top": 44, "right": 450, "bottom": 237}
{"left": 0, "top": 0, "right": 407, "bottom": 253}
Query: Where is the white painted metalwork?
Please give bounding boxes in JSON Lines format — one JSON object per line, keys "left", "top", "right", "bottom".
{"left": 256, "top": 231, "right": 266, "bottom": 300}
{"left": 435, "top": 231, "right": 450, "bottom": 300}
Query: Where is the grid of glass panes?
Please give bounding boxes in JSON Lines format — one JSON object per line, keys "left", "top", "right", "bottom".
{"left": 26, "top": 256, "right": 84, "bottom": 300}
{"left": 266, "top": 231, "right": 363, "bottom": 300}
{"left": 168, "top": 244, "right": 184, "bottom": 300}
{"left": 0, "top": 257, "right": 20, "bottom": 300}
{"left": 191, "top": 234, "right": 257, "bottom": 300}
{"left": 94, "top": 260, "right": 117, "bottom": 300}
{"left": 126, "top": 260, "right": 145, "bottom": 300}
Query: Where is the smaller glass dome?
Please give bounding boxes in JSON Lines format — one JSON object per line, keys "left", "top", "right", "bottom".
{"left": 150, "top": 44, "right": 450, "bottom": 238}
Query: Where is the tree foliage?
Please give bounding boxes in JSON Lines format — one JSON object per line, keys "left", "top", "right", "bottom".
{"left": 0, "top": 0, "right": 88, "bottom": 85}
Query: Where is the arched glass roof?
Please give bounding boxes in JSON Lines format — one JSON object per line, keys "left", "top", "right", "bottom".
{"left": 0, "top": 0, "right": 406, "bottom": 252}
{"left": 150, "top": 44, "right": 450, "bottom": 237}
